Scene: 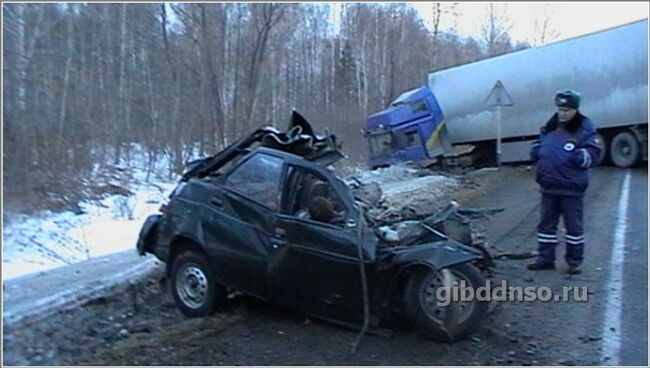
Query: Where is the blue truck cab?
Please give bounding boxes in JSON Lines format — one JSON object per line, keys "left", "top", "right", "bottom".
{"left": 364, "top": 86, "right": 445, "bottom": 169}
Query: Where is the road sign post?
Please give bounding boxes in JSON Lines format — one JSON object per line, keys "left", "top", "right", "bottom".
{"left": 496, "top": 105, "right": 502, "bottom": 166}
{"left": 485, "top": 80, "right": 513, "bottom": 168}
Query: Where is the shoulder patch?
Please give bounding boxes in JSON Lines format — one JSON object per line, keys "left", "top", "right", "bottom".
{"left": 591, "top": 135, "right": 604, "bottom": 147}
{"left": 563, "top": 142, "right": 576, "bottom": 152}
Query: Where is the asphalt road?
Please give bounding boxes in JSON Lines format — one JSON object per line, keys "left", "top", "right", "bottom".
{"left": 467, "top": 165, "right": 648, "bottom": 366}
{"left": 2, "top": 165, "right": 647, "bottom": 365}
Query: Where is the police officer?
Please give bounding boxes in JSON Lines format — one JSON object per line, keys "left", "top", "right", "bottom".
{"left": 528, "top": 90, "right": 602, "bottom": 274}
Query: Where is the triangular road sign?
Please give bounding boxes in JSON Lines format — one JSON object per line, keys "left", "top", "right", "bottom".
{"left": 485, "top": 80, "right": 513, "bottom": 107}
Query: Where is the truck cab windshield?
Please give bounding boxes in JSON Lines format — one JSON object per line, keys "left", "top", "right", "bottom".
{"left": 368, "top": 133, "right": 394, "bottom": 158}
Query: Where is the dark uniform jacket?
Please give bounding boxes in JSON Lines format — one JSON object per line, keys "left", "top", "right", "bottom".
{"left": 530, "top": 112, "right": 602, "bottom": 196}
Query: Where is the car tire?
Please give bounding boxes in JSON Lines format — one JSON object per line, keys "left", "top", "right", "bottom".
{"left": 403, "top": 263, "right": 488, "bottom": 341}
{"left": 170, "top": 251, "right": 226, "bottom": 317}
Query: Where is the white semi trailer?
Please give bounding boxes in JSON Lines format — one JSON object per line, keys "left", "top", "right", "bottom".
{"left": 428, "top": 19, "right": 648, "bottom": 167}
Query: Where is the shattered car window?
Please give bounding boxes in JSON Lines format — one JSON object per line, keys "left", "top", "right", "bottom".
{"left": 287, "top": 167, "right": 347, "bottom": 227}
{"left": 225, "top": 153, "right": 283, "bottom": 210}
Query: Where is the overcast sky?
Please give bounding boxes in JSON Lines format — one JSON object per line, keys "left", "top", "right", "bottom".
{"left": 411, "top": 2, "right": 649, "bottom": 44}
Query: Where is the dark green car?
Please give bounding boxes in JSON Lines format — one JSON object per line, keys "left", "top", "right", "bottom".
{"left": 137, "top": 112, "right": 492, "bottom": 341}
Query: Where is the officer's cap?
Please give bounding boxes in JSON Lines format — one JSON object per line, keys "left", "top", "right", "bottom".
{"left": 555, "top": 90, "right": 581, "bottom": 109}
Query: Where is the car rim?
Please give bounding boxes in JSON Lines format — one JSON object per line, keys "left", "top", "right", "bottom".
{"left": 420, "top": 269, "right": 476, "bottom": 324}
{"left": 176, "top": 264, "right": 208, "bottom": 309}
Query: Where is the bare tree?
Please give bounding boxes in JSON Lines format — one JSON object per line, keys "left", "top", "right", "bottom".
{"left": 480, "top": 3, "right": 513, "bottom": 57}
{"left": 244, "top": 3, "right": 287, "bottom": 128}
{"left": 430, "top": 2, "right": 458, "bottom": 68}
{"left": 532, "top": 4, "right": 560, "bottom": 46}
{"left": 3, "top": 3, "right": 515, "bottom": 212}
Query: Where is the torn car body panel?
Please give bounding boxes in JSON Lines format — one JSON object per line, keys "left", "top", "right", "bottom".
{"left": 182, "top": 111, "right": 344, "bottom": 181}
{"left": 388, "top": 240, "right": 483, "bottom": 271}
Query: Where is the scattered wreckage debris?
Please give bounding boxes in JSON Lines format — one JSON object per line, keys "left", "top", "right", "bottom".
{"left": 370, "top": 202, "right": 502, "bottom": 270}
{"left": 348, "top": 173, "right": 504, "bottom": 271}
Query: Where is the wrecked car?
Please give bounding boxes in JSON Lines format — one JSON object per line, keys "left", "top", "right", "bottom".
{"left": 136, "top": 111, "right": 493, "bottom": 341}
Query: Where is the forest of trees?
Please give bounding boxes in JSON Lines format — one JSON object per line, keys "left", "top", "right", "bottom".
{"left": 3, "top": 3, "right": 531, "bottom": 211}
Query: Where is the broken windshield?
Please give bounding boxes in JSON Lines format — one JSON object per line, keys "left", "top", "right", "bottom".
{"left": 367, "top": 132, "right": 394, "bottom": 158}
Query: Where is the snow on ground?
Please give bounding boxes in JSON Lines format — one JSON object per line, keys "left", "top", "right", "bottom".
{"left": 3, "top": 155, "right": 457, "bottom": 280}
{"left": 2, "top": 145, "right": 178, "bottom": 280}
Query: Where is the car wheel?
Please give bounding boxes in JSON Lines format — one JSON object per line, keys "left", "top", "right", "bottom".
{"left": 170, "top": 251, "right": 226, "bottom": 317}
{"left": 403, "top": 263, "right": 488, "bottom": 341}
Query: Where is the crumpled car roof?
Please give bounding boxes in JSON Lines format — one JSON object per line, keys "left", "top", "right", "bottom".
{"left": 182, "top": 111, "right": 345, "bottom": 181}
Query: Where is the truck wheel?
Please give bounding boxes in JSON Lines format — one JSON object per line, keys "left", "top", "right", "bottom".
{"left": 403, "top": 263, "right": 488, "bottom": 341}
{"left": 170, "top": 251, "right": 226, "bottom": 317}
{"left": 610, "top": 131, "right": 641, "bottom": 167}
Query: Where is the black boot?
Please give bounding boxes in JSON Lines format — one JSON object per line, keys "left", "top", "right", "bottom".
{"left": 566, "top": 264, "right": 581, "bottom": 274}
{"left": 527, "top": 260, "right": 555, "bottom": 270}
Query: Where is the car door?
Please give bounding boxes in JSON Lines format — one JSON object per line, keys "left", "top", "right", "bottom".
{"left": 206, "top": 152, "right": 284, "bottom": 300}
{"left": 267, "top": 165, "right": 368, "bottom": 322}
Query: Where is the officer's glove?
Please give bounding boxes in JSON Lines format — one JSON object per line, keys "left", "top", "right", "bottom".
{"left": 575, "top": 148, "right": 592, "bottom": 169}
{"left": 530, "top": 140, "right": 542, "bottom": 162}
{"left": 567, "top": 147, "right": 592, "bottom": 169}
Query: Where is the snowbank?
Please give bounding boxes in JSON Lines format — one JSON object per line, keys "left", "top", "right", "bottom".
{"left": 3, "top": 145, "right": 177, "bottom": 280}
